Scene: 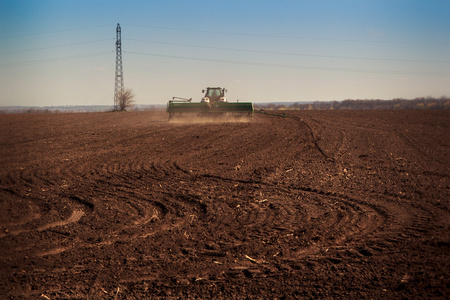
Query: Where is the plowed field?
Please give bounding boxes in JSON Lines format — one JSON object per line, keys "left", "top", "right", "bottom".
{"left": 1, "top": 110, "right": 449, "bottom": 299}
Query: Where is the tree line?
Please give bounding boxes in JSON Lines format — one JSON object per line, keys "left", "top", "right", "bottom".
{"left": 255, "top": 96, "right": 450, "bottom": 111}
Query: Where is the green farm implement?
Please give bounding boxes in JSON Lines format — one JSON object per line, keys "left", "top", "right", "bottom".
{"left": 166, "top": 87, "right": 254, "bottom": 120}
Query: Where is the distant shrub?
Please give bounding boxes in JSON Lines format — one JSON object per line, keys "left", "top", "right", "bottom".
{"left": 117, "top": 88, "right": 135, "bottom": 111}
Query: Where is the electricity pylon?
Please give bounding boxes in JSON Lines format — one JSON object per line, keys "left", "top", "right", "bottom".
{"left": 114, "top": 23, "right": 124, "bottom": 111}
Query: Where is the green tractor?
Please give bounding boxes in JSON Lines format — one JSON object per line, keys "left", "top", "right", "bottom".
{"left": 166, "top": 87, "right": 253, "bottom": 120}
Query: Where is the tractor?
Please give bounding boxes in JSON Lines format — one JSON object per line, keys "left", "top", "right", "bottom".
{"left": 166, "top": 87, "right": 253, "bottom": 120}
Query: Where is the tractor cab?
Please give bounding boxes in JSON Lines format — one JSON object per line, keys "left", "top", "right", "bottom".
{"left": 202, "top": 87, "right": 227, "bottom": 103}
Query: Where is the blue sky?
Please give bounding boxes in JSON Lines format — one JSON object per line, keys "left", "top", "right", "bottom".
{"left": 1, "top": 0, "right": 449, "bottom": 106}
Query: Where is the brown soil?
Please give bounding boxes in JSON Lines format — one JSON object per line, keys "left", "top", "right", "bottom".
{"left": 1, "top": 110, "right": 449, "bottom": 299}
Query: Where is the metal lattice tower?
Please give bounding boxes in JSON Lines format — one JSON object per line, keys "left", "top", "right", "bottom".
{"left": 113, "top": 23, "right": 124, "bottom": 110}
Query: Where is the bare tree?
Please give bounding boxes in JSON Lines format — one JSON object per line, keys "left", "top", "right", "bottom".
{"left": 118, "top": 88, "right": 135, "bottom": 111}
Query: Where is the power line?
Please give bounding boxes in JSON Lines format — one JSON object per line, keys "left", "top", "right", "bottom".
{"left": 2, "top": 24, "right": 114, "bottom": 39}
{"left": 124, "top": 23, "right": 450, "bottom": 46}
{"left": 0, "top": 51, "right": 113, "bottom": 68}
{"left": 0, "top": 38, "right": 115, "bottom": 55}
{"left": 124, "top": 38, "right": 450, "bottom": 64}
{"left": 124, "top": 50, "right": 450, "bottom": 76}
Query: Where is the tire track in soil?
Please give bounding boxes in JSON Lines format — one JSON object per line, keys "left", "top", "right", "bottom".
{"left": 0, "top": 156, "right": 166, "bottom": 256}
{"left": 1, "top": 111, "right": 448, "bottom": 299}
{"left": 294, "top": 113, "right": 449, "bottom": 249}
{"left": 120, "top": 156, "right": 390, "bottom": 283}
{"left": 2, "top": 208, "right": 85, "bottom": 239}
{"left": 295, "top": 116, "right": 334, "bottom": 161}
{"left": 34, "top": 156, "right": 213, "bottom": 256}
{"left": 16, "top": 142, "right": 386, "bottom": 284}
{"left": 303, "top": 112, "right": 448, "bottom": 166}
{"left": 0, "top": 118, "right": 401, "bottom": 262}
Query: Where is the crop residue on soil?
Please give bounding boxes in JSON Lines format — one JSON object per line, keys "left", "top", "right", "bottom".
{"left": 0, "top": 110, "right": 449, "bottom": 299}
